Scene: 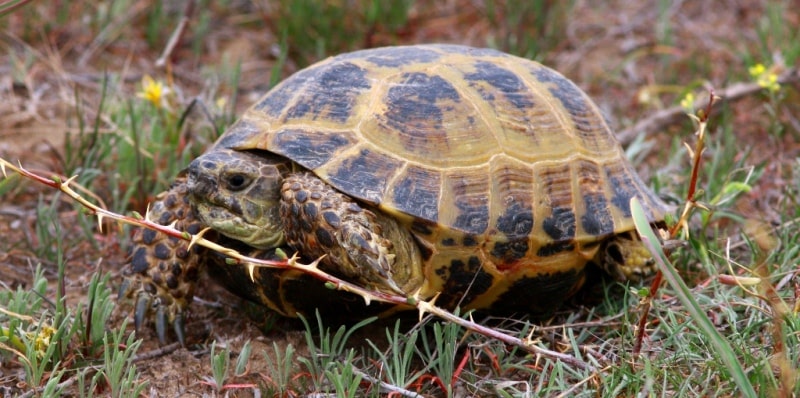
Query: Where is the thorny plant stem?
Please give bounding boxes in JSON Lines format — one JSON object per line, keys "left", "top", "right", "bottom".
{"left": 670, "top": 90, "right": 718, "bottom": 239}
{"left": 0, "top": 158, "right": 595, "bottom": 371}
{"left": 633, "top": 91, "right": 718, "bottom": 358}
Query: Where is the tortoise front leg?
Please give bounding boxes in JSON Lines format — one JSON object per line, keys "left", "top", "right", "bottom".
{"left": 279, "top": 172, "right": 423, "bottom": 295}
{"left": 121, "top": 174, "right": 206, "bottom": 345}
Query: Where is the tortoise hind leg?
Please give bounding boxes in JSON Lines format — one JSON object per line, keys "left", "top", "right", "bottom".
{"left": 279, "top": 172, "right": 423, "bottom": 295}
{"left": 597, "top": 231, "right": 656, "bottom": 282}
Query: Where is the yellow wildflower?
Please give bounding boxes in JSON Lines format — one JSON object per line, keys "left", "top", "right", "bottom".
{"left": 27, "top": 325, "right": 55, "bottom": 358}
{"left": 637, "top": 87, "right": 652, "bottom": 105}
{"left": 747, "top": 63, "right": 765, "bottom": 77}
{"left": 680, "top": 92, "right": 695, "bottom": 111}
{"left": 748, "top": 63, "right": 780, "bottom": 93}
{"left": 137, "top": 75, "right": 169, "bottom": 108}
{"left": 216, "top": 96, "right": 228, "bottom": 111}
{"left": 759, "top": 73, "right": 780, "bottom": 92}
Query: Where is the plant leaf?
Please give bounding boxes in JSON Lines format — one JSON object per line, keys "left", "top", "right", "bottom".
{"left": 630, "top": 197, "right": 755, "bottom": 398}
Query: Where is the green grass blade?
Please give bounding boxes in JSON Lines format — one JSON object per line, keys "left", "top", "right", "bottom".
{"left": 630, "top": 197, "right": 755, "bottom": 398}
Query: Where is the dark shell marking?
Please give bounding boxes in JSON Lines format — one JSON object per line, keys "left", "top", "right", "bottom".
{"left": 391, "top": 164, "right": 441, "bottom": 222}
{"left": 491, "top": 202, "right": 534, "bottom": 262}
{"left": 325, "top": 148, "right": 404, "bottom": 204}
{"left": 465, "top": 61, "right": 535, "bottom": 109}
{"left": 382, "top": 72, "right": 462, "bottom": 154}
{"left": 434, "top": 256, "right": 495, "bottom": 309}
{"left": 270, "top": 129, "right": 355, "bottom": 170}
{"left": 577, "top": 160, "right": 615, "bottom": 235}
{"left": 212, "top": 44, "right": 668, "bottom": 311}
{"left": 447, "top": 171, "right": 491, "bottom": 235}
{"left": 492, "top": 268, "right": 585, "bottom": 316}
{"left": 284, "top": 62, "right": 371, "bottom": 123}
{"left": 358, "top": 46, "right": 442, "bottom": 67}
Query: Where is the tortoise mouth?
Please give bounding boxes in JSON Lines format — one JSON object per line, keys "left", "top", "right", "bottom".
{"left": 192, "top": 200, "right": 260, "bottom": 241}
{"left": 191, "top": 187, "right": 287, "bottom": 249}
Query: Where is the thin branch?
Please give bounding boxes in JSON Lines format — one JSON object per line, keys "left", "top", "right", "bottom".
{"left": 350, "top": 365, "right": 425, "bottom": 398}
{"left": 132, "top": 342, "right": 182, "bottom": 362}
{"left": 155, "top": 0, "right": 195, "bottom": 68}
{"left": 0, "top": 157, "right": 595, "bottom": 370}
{"left": 17, "top": 373, "right": 79, "bottom": 398}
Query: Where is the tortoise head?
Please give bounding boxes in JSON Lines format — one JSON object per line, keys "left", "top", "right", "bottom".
{"left": 187, "top": 148, "right": 289, "bottom": 249}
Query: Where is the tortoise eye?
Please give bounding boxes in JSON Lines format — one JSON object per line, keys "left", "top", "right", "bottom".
{"left": 226, "top": 174, "right": 249, "bottom": 191}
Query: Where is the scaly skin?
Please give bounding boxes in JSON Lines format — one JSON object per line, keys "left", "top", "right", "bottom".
{"left": 279, "top": 172, "right": 423, "bottom": 294}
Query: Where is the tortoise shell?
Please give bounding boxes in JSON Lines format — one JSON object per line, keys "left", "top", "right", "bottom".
{"left": 213, "top": 44, "right": 667, "bottom": 313}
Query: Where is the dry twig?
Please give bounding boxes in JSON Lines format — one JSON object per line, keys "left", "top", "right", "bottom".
{"left": 617, "top": 67, "right": 799, "bottom": 145}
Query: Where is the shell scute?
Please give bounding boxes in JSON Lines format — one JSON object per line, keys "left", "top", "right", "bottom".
{"left": 253, "top": 68, "right": 314, "bottom": 118}
{"left": 353, "top": 45, "right": 442, "bottom": 67}
{"left": 488, "top": 164, "right": 535, "bottom": 262}
{"left": 322, "top": 148, "right": 403, "bottom": 205}
{"left": 529, "top": 66, "right": 617, "bottom": 155}
{"left": 537, "top": 163, "right": 576, "bottom": 242}
{"left": 268, "top": 128, "right": 355, "bottom": 170}
{"left": 464, "top": 61, "right": 534, "bottom": 109}
{"left": 529, "top": 66, "right": 592, "bottom": 116}
{"left": 284, "top": 62, "right": 371, "bottom": 123}
{"left": 577, "top": 160, "right": 615, "bottom": 236}
{"left": 379, "top": 72, "right": 462, "bottom": 153}
{"left": 605, "top": 162, "right": 645, "bottom": 218}
{"left": 443, "top": 170, "right": 491, "bottom": 235}
{"left": 387, "top": 164, "right": 441, "bottom": 223}
{"left": 359, "top": 70, "right": 493, "bottom": 169}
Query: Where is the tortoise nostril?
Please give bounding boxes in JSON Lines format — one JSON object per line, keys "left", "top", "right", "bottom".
{"left": 186, "top": 160, "right": 201, "bottom": 184}
{"left": 190, "top": 157, "right": 216, "bottom": 171}
{"left": 188, "top": 158, "right": 202, "bottom": 175}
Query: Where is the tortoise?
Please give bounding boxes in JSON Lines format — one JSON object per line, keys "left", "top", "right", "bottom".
{"left": 123, "top": 44, "right": 668, "bottom": 343}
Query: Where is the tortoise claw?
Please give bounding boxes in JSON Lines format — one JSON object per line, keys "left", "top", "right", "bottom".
{"left": 173, "top": 312, "right": 186, "bottom": 347}
{"left": 153, "top": 305, "right": 186, "bottom": 346}
{"left": 129, "top": 284, "right": 187, "bottom": 345}
{"left": 134, "top": 293, "right": 151, "bottom": 333}
{"left": 155, "top": 305, "right": 168, "bottom": 346}
{"left": 117, "top": 278, "right": 131, "bottom": 301}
